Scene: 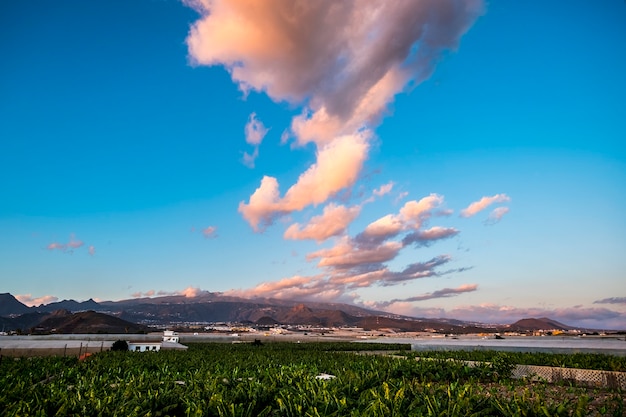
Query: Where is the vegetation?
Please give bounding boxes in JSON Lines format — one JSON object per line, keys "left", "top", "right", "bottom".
{"left": 111, "top": 340, "right": 129, "bottom": 351}
{"left": 404, "top": 350, "right": 626, "bottom": 372}
{"left": 1, "top": 343, "right": 622, "bottom": 416}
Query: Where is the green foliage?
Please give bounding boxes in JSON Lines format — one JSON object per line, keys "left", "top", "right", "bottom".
{"left": 111, "top": 339, "right": 129, "bottom": 351}
{"left": 406, "top": 349, "right": 626, "bottom": 372}
{"left": 0, "top": 343, "right": 622, "bottom": 416}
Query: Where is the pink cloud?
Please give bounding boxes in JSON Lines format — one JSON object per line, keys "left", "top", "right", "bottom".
{"left": 239, "top": 133, "right": 370, "bottom": 230}
{"left": 202, "top": 226, "right": 217, "bottom": 238}
{"left": 307, "top": 237, "right": 403, "bottom": 269}
{"left": 187, "top": 0, "right": 484, "bottom": 230}
{"left": 47, "top": 242, "right": 66, "bottom": 251}
{"left": 242, "top": 147, "right": 259, "bottom": 168}
{"left": 132, "top": 290, "right": 157, "bottom": 298}
{"left": 16, "top": 294, "right": 59, "bottom": 306}
{"left": 358, "top": 194, "right": 447, "bottom": 245}
{"left": 460, "top": 194, "right": 510, "bottom": 218}
{"left": 137, "top": 287, "right": 206, "bottom": 298}
{"left": 399, "top": 194, "right": 445, "bottom": 228}
{"left": 484, "top": 206, "right": 510, "bottom": 224}
{"left": 284, "top": 203, "right": 361, "bottom": 242}
{"left": 242, "top": 113, "right": 268, "bottom": 168}
{"left": 244, "top": 112, "right": 268, "bottom": 145}
{"left": 226, "top": 253, "right": 461, "bottom": 304}
{"left": 363, "top": 214, "right": 404, "bottom": 238}
{"left": 373, "top": 182, "right": 394, "bottom": 197}
{"left": 46, "top": 234, "right": 85, "bottom": 253}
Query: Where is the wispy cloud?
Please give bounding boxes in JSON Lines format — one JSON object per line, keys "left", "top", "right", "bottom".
{"left": 242, "top": 112, "right": 268, "bottom": 168}
{"left": 373, "top": 182, "right": 394, "bottom": 197}
{"left": 460, "top": 194, "right": 510, "bottom": 218}
{"left": 16, "top": 294, "right": 59, "bottom": 306}
{"left": 46, "top": 234, "right": 87, "bottom": 254}
{"left": 186, "top": 0, "right": 484, "bottom": 229}
{"left": 402, "top": 226, "right": 460, "bottom": 247}
{"left": 594, "top": 297, "right": 626, "bottom": 305}
{"left": 484, "top": 206, "right": 510, "bottom": 225}
{"left": 88, "top": 245, "right": 96, "bottom": 256}
{"left": 370, "top": 284, "right": 478, "bottom": 308}
{"left": 202, "top": 226, "right": 218, "bottom": 239}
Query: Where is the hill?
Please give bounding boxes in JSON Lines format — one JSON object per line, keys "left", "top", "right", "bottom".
{"left": 32, "top": 310, "right": 149, "bottom": 334}
{"left": 508, "top": 317, "right": 574, "bottom": 331}
{"left": 0, "top": 293, "right": 30, "bottom": 316}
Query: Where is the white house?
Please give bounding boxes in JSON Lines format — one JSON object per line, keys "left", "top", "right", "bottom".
{"left": 128, "top": 331, "right": 187, "bottom": 352}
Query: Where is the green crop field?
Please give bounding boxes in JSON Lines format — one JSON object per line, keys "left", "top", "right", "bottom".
{"left": 402, "top": 350, "right": 626, "bottom": 372}
{"left": 1, "top": 342, "right": 623, "bottom": 416}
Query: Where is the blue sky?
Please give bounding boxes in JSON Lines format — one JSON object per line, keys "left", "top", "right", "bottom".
{"left": 1, "top": 0, "right": 625, "bottom": 329}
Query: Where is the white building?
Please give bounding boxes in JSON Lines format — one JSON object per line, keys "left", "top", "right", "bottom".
{"left": 128, "top": 331, "right": 187, "bottom": 352}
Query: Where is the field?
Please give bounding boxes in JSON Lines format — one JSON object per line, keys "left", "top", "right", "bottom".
{"left": 1, "top": 342, "right": 624, "bottom": 416}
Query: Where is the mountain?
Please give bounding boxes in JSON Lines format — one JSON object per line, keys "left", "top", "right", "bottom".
{"left": 507, "top": 317, "right": 574, "bottom": 331}
{"left": 0, "top": 293, "right": 31, "bottom": 316}
{"left": 31, "top": 310, "right": 149, "bottom": 334}
{"left": 0, "top": 311, "right": 49, "bottom": 332}
{"left": 34, "top": 298, "right": 101, "bottom": 313}
{"left": 0, "top": 292, "right": 588, "bottom": 333}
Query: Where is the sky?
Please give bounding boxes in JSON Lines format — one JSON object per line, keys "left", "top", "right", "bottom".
{"left": 1, "top": 0, "right": 625, "bottom": 329}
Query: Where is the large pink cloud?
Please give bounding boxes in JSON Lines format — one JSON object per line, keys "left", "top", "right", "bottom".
{"left": 239, "top": 133, "right": 370, "bottom": 229}
{"left": 284, "top": 203, "right": 361, "bottom": 242}
{"left": 186, "top": 0, "right": 484, "bottom": 229}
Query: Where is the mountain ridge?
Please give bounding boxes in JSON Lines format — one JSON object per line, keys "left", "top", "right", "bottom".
{"left": 0, "top": 292, "right": 602, "bottom": 333}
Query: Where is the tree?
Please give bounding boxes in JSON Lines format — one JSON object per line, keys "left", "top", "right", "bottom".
{"left": 111, "top": 340, "right": 129, "bottom": 351}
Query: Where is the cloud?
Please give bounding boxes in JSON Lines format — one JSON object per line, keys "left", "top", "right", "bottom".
{"left": 242, "top": 113, "right": 268, "bottom": 168}
{"left": 428, "top": 304, "right": 626, "bottom": 329}
{"left": 484, "top": 206, "right": 510, "bottom": 225}
{"left": 239, "top": 133, "right": 370, "bottom": 230}
{"left": 46, "top": 234, "right": 86, "bottom": 254}
{"left": 594, "top": 297, "right": 626, "bottom": 305}
{"left": 227, "top": 253, "right": 464, "bottom": 303}
{"left": 88, "top": 245, "right": 96, "bottom": 256}
{"left": 373, "top": 182, "right": 394, "bottom": 197}
{"left": 358, "top": 194, "right": 447, "bottom": 245}
{"left": 373, "top": 283, "right": 478, "bottom": 308}
{"left": 244, "top": 112, "right": 268, "bottom": 145}
{"left": 202, "top": 226, "right": 218, "bottom": 238}
{"left": 308, "top": 237, "right": 403, "bottom": 270}
{"left": 242, "top": 147, "right": 259, "bottom": 168}
{"left": 135, "top": 287, "right": 205, "bottom": 298}
{"left": 187, "top": 0, "right": 484, "bottom": 229}
{"left": 284, "top": 203, "right": 361, "bottom": 242}
{"left": 460, "top": 194, "right": 510, "bottom": 218}
{"left": 402, "top": 226, "right": 460, "bottom": 247}
{"left": 15, "top": 294, "right": 59, "bottom": 306}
